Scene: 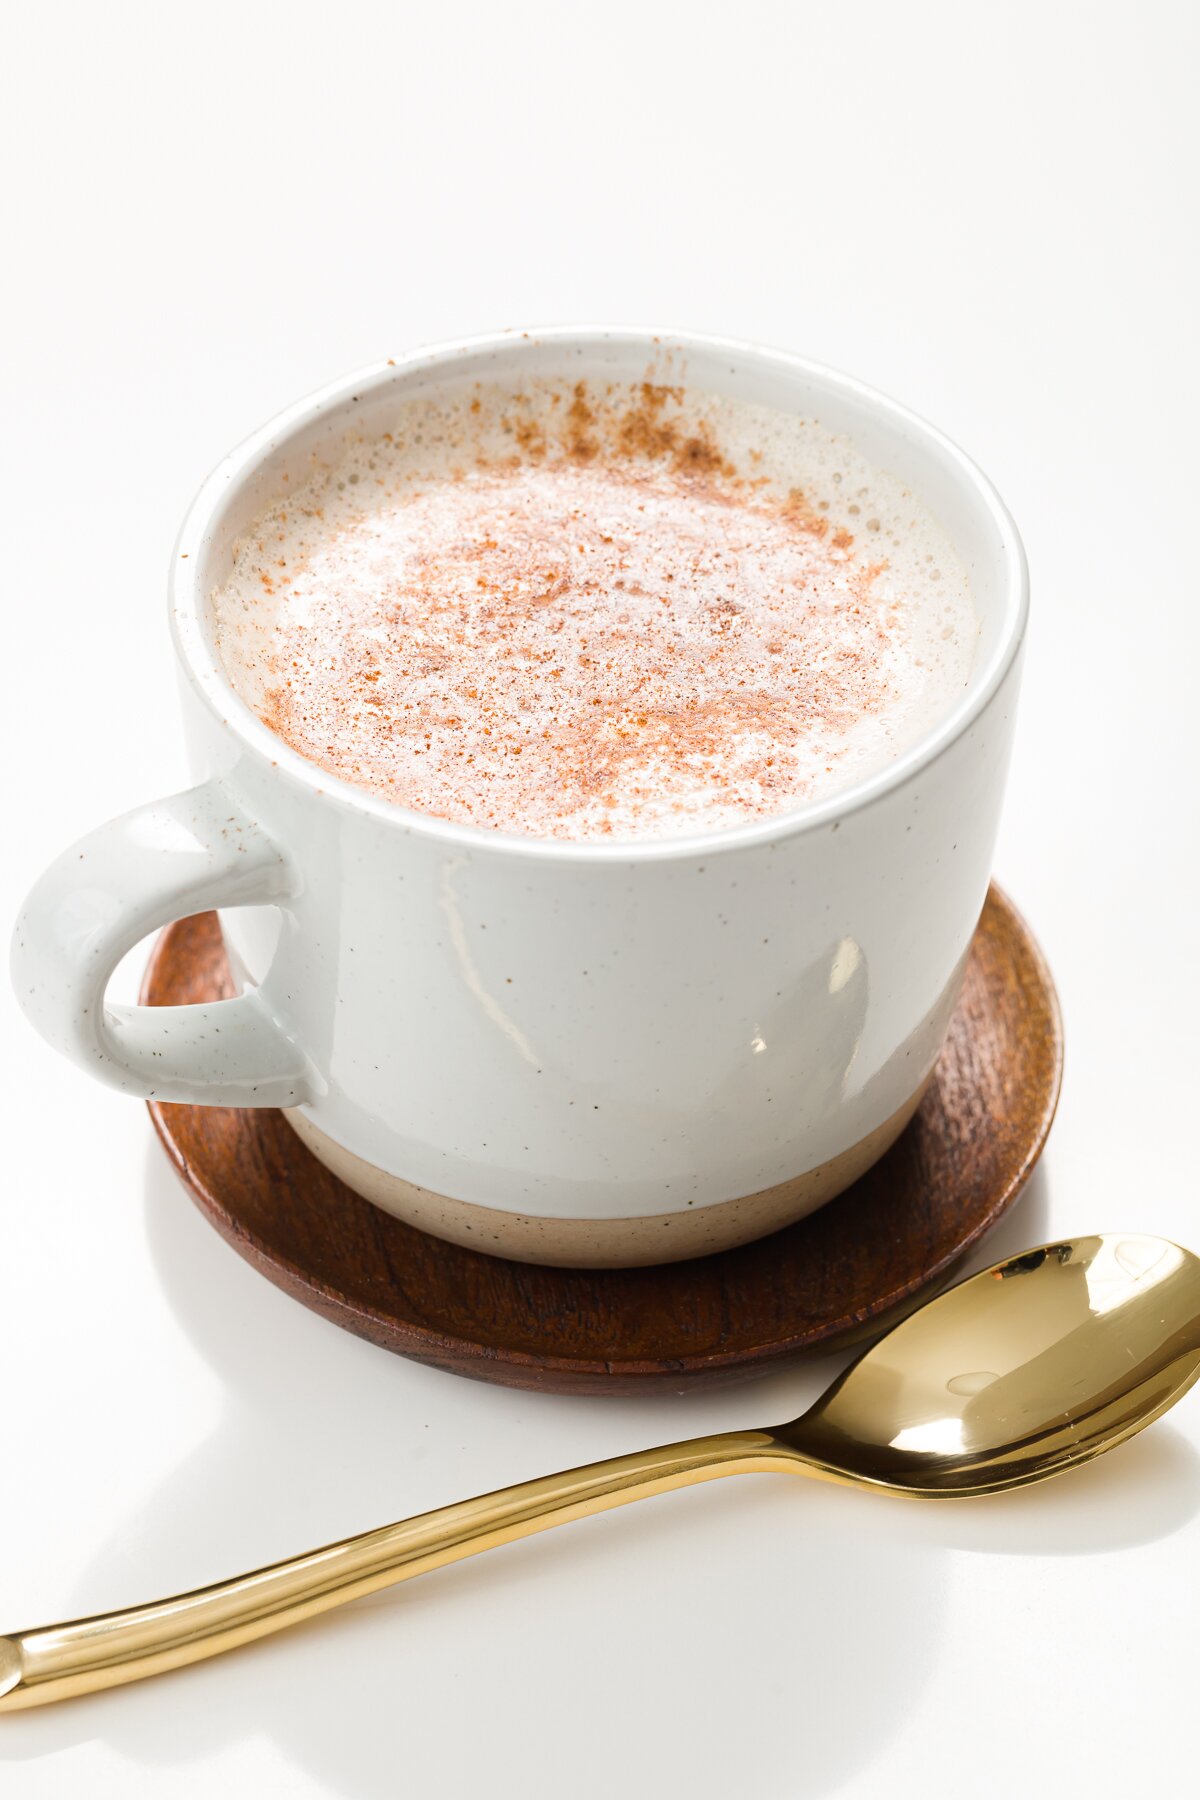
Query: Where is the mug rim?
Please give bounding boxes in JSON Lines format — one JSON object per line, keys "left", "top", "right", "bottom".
{"left": 169, "top": 325, "right": 1029, "bottom": 864}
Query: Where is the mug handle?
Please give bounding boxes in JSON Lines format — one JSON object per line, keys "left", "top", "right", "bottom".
{"left": 10, "top": 777, "right": 314, "bottom": 1107}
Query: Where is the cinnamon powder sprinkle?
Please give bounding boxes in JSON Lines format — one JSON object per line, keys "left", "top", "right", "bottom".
{"left": 215, "top": 380, "right": 976, "bottom": 839}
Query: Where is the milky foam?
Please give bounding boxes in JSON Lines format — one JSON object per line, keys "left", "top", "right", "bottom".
{"left": 211, "top": 379, "right": 979, "bottom": 840}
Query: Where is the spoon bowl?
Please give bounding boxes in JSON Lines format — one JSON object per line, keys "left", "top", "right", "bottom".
{"left": 782, "top": 1234, "right": 1200, "bottom": 1494}
{"left": 4, "top": 1233, "right": 1198, "bottom": 1711}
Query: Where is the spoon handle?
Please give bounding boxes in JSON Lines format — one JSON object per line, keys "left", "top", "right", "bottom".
{"left": 0, "top": 1429, "right": 787, "bottom": 1711}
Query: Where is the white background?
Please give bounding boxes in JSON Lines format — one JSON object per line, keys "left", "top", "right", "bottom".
{"left": 2, "top": 2, "right": 1198, "bottom": 1795}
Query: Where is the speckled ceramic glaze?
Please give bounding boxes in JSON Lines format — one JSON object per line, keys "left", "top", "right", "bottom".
{"left": 12, "top": 330, "right": 1028, "bottom": 1266}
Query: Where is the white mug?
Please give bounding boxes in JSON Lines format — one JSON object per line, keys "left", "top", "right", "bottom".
{"left": 11, "top": 330, "right": 1027, "bottom": 1266}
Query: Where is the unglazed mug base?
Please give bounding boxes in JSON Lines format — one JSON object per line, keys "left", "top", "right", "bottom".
{"left": 285, "top": 1087, "right": 926, "bottom": 1268}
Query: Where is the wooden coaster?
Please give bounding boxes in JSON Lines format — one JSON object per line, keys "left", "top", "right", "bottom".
{"left": 143, "top": 885, "right": 1062, "bottom": 1395}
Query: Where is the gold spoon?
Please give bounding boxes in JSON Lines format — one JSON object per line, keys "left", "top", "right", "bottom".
{"left": 4, "top": 1232, "right": 1198, "bottom": 1713}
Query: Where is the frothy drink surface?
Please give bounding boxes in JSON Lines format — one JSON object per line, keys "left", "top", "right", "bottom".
{"left": 212, "top": 381, "right": 978, "bottom": 840}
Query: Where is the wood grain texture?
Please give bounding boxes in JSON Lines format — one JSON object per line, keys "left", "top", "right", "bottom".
{"left": 142, "top": 885, "right": 1062, "bottom": 1395}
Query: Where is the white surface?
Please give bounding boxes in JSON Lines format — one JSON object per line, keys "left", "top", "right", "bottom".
{"left": 1, "top": 1, "right": 1197, "bottom": 1794}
